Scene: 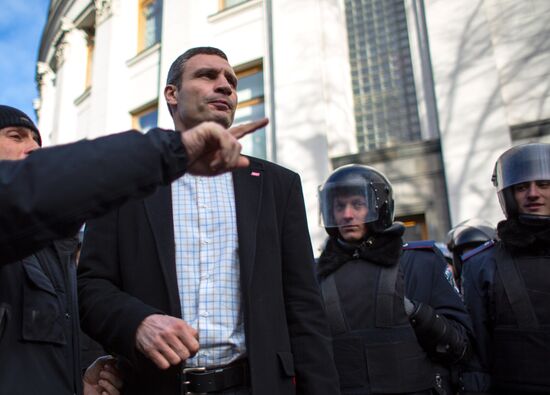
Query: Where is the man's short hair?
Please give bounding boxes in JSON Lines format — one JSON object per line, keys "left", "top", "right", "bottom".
{"left": 166, "top": 47, "right": 229, "bottom": 89}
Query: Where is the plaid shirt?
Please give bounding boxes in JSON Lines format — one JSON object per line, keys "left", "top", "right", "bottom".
{"left": 172, "top": 172, "right": 245, "bottom": 367}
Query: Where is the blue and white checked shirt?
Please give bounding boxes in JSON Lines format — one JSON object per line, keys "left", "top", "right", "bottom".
{"left": 172, "top": 172, "right": 245, "bottom": 367}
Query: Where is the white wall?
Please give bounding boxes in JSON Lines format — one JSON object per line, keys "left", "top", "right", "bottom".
{"left": 483, "top": 0, "right": 550, "bottom": 125}
{"left": 270, "top": 0, "right": 355, "bottom": 251}
{"left": 426, "top": 0, "right": 511, "bottom": 227}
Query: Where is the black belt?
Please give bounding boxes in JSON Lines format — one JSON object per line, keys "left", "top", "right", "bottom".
{"left": 182, "top": 358, "right": 249, "bottom": 394}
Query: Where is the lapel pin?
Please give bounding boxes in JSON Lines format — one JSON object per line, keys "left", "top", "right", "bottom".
{"left": 250, "top": 171, "right": 260, "bottom": 177}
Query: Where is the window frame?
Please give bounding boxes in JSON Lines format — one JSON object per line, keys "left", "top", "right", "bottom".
{"left": 131, "top": 102, "right": 159, "bottom": 132}
{"left": 233, "top": 61, "right": 266, "bottom": 158}
{"left": 137, "top": 0, "right": 162, "bottom": 53}
{"left": 235, "top": 63, "right": 264, "bottom": 109}
{"left": 218, "top": 0, "right": 250, "bottom": 11}
{"left": 84, "top": 28, "right": 95, "bottom": 89}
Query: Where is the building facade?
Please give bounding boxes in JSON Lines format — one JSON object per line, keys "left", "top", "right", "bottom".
{"left": 35, "top": 0, "right": 550, "bottom": 252}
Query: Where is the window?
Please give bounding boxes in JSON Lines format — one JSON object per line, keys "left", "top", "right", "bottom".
{"left": 219, "top": 0, "right": 249, "bottom": 11}
{"left": 77, "top": 10, "right": 96, "bottom": 90}
{"left": 132, "top": 104, "right": 158, "bottom": 132}
{"left": 396, "top": 214, "right": 428, "bottom": 241}
{"left": 138, "top": 0, "right": 162, "bottom": 52}
{"left": 233, "top": 62, "right": 266, "bottom": 159}
{"left": 84, "top": 27, "right": 95, "bottom": 89}
{"left": 510, "top": 119, "right": 550, "bottom": 141}
{"left": 344, "top": 0, "right": 422, "bottom": 151}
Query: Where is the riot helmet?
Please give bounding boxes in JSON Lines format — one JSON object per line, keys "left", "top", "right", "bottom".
{"left": 446, "top": 218, "right": 496, "bottom": 286}
{"left": 492, "top": 143, "right": 550, "bottom": 219}
{"left": 319, "top": 164, "right": 394, "bottom": 238}
{"left": 447, "top": 218, "right": 496, "bottom": 254}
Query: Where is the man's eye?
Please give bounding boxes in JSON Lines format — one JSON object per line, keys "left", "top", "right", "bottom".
{"left": 514, "top": 184, "right": 528, "bottom": 192}
{"left": 8, "top": 133, "right": 22, "bottom": 141}
{"left": 537, "top": 180, "right": 550, "bottom": 188}
{"left": 198, "top": 72, "right": 215, "bottom": 80}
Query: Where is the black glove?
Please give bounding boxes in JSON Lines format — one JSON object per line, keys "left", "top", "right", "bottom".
{"left": 409, "top": 302, "right": 469, "bottom": 363}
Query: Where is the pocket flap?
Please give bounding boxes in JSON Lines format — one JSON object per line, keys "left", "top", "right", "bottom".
{"left": 277, "top": 351, "right": 295, "bottom": 376}
{"left": 22, "top": 258, "right": 56, "bottom": 295}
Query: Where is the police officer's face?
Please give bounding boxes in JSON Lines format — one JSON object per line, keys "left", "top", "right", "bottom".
{"left": 333, "top": 194, "right": 369, "bottom": 242}
{"left": 164, "top": 54, "right": 238, "bottom": 131}
{"left": 0, "top": 126, "right": 40, "bottom": 160}
{"left": 513, "top": 180, "right": 550, "bottom": 216}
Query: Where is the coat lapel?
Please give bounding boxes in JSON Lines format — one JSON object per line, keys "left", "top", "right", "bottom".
{"left": 144, "top": 185, "right": 182, "bottom": 317}
{"left": 233, "top": 160, "right": 264, "bottom": 289}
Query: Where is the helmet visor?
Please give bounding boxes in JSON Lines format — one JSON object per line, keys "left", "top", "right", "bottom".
{"left": 493, "top": 144, "right": 550, "bottom": 191}
{"left": 319, "top": 180, "right": 380, "bottom": 228}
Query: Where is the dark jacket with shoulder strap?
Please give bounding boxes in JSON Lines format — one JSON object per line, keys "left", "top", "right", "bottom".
{"left": 317, "top": 225, "right": 471, "bottom": 395}
{"left": 461, "top": 218, "right": 550, "bottom": 393}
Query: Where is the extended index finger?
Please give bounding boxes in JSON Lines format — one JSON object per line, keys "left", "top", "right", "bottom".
{"left": 229, "top": 118, "right": 269, "bottom": 139}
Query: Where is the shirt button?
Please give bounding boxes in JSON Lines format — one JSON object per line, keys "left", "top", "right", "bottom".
{"left": 200, "top": 311, "right": 209, "bottom": 317}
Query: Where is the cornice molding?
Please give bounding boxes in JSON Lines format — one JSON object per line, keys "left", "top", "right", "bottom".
{"left": 60, "top": 16, "right": 75, "bottom": 32}
{"left": 36, "top": 61, "right": 55, "bottom": 88}
{"left": 95, "top": 0, "right": 116, "bottom": 25}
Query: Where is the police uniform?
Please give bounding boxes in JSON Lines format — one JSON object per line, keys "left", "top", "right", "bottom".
{"left": 460, "top": 142, "right": 550, "bottom": 394}
{"left": 318, "top": 164, "right": 472, "bottom": 395}
{"left": 461, "top": 219, "right": 550, "bottom": 394}
{"left": 317, "top": 229, "right": 471, "bottom": 395}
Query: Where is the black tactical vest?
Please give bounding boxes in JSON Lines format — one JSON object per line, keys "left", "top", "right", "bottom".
{"left": 492, "top": 245, "right": 550, "bottom": 393}
{"left": 321, "top": 258, "right": 434, "bottom": 394}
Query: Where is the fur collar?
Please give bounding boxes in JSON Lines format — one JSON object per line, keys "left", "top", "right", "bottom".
{"left": 498, "top": 217, "right": 550, "bottom": 254}
{"left": 317, "top": 223, "right": 405, "bottom": 278}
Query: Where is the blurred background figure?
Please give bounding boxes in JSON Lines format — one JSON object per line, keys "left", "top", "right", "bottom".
{"left": 446, "top": 219, "right": 496, "bottom": 292}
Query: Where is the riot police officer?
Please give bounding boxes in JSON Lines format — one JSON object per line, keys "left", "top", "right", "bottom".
{"left": 461, "top": 142, "right": 550, "bottom": 394}
{"left": 317, "top": 164, "right": 472, "bottom": 395}
{"left": 446, "top": 218, "right": 496, "bottom": 292}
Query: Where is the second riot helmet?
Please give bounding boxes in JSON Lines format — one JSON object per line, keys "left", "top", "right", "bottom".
{"left": 319, "top": 164, "right": 394, "bottom": 237}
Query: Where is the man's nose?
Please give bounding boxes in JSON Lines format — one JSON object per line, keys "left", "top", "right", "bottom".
{"left": 23, "top": 140, "right": 40, "bottom": 156}
{"left": 214, "top": 76, "right": 233, "bottom": 96}
{"left": 526, "top": 182, "right": 541, "bottom": 198}
{"left": 343, "top": 205, "right": 355, "bottom": 218}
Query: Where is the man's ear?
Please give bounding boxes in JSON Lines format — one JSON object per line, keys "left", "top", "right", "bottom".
{"left": 164, "top": 84, "right": 178, "bottom": 106}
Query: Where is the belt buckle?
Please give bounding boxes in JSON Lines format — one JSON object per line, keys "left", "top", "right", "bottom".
{"left": 183, "top": 366, "right": 207, "bottom": 395}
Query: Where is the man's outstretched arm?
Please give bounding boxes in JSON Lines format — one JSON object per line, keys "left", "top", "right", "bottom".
{"left": 0, "top": 119, "right": 266, "bottom": 264}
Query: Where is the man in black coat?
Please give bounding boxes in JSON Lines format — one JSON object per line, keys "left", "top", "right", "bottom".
{"left": 0, "top": 104, "right": 262, "bottom": 395}
{"left": 461, "top": 143, "right": 550, "bottom": 394}
{"left": 317, "top": 164, "right": 472, "bottom": 395}
{"left": 77, "top": 47, "right": 339, "bottom": 395}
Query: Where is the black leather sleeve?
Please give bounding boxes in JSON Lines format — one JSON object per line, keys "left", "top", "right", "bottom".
{"left": 0, "top": 128, "right": 187, "bottom": 264}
